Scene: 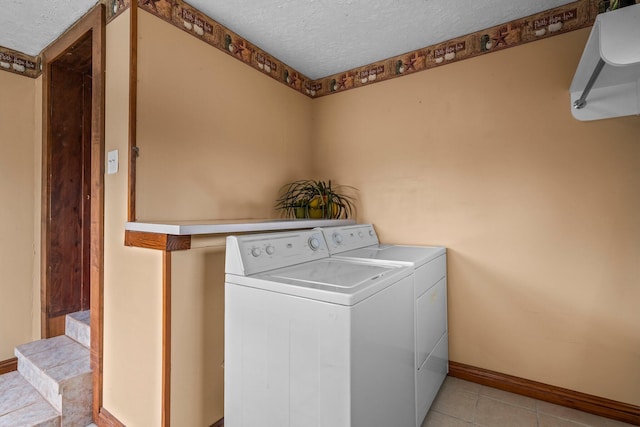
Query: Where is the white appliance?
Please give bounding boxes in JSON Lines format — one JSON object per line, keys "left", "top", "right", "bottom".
{"left": 317, "top": 224, "right": 448, "bottom": 427}
{"left": 224, "top": 229, "right": 416, "bottom": 427}
{"left": 569, "top": 3, "right": 640, "bottom": 121}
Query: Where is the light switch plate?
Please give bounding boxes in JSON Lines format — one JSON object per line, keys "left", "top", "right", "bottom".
{"left": 107, "top": 150, "right": 118, "bottom": 175}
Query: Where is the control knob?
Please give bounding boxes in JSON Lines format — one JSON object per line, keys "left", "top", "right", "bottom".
{"left": 308, "top": 236, "right": 321, "bottom": 251}
{"left": 332, "top": 233, "right": 343, "bottom": 245}
{"left": 265, "top": 245, "right": 275, "bottom": 255}
{"left": 251, "top": 247, "right": 262, "bottom": 257}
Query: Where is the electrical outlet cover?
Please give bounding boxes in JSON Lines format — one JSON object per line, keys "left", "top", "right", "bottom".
{"left": 107, "top": 149, "right": 118, "bottom": 174}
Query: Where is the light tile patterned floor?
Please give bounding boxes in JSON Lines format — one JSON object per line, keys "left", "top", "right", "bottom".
{"left": 83, "top": 378, "right": 635, "bottom": 427}
{"left": 422, "top": 377, "right": 635, "bottom": 427}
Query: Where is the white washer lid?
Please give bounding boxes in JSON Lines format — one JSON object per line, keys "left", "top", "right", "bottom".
{"left": 227, "top": 258, "right": 411, "bottom": 306}
{"left": 336, "top": 244, "right": 446, "bottom": 267}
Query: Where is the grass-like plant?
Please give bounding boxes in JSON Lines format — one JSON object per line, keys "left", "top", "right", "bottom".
{"left": 275, "top": 180, "right": 357, "bottom": 219}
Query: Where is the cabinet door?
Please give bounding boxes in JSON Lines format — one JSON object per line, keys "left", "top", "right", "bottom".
{"left": 414, "top": 255, "right": 446, "bottom": 297}
{"left": 416, "top": 334, "right": 448, "bottom": 426}
{"left": 416, "top": 277, "right": 447, "bottom": 369}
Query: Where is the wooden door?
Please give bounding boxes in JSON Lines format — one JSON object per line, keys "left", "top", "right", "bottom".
{"left": 40, "top": 6, "right": 105, "bottom": 419}
{"left": 42, "top": 34, "right": 93, "bottom": 337}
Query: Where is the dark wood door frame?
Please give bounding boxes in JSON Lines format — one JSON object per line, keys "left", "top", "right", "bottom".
{"left": 41, "top": 4, "right": 105, "bottom": 423}
{"left": 43, "top": 33, "right": 92, "bottom": 336}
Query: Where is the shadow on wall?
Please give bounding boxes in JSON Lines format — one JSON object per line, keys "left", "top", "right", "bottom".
{"left": 203, "top": 247, "right": 226, "bottom": 423}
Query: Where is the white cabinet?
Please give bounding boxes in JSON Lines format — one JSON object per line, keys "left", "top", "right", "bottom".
{"left": 414, "top": 254, "right": 448, "bottom": 426}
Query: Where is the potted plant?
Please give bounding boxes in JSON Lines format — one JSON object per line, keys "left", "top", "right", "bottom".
{"left": 275, "top": 180, "right": 357, "bottom": 219}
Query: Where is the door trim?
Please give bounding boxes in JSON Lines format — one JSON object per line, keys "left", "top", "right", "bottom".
{"left": 128, "top": 2, "right": 138, "bottom": 222}
{"left": 41, "top": 4, "right": 105, "bottom": 422}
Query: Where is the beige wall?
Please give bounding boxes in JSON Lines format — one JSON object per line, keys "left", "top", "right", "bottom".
{"left": 171, "top": 242, "right": 226, "bottom": 425}
{"left": 32, "top": 76, "right": 42, "bottom": 342}
{"left": 128, "top": 9, "right": 315, "bottom": 425}
{"left": 313, "top": 28, "right": 640, "bottom": 405}
{"left": 0, "top": 71, "right": 36, "bottom": 360}
{"left": 135, "top": 9, "right": 314, "bottom": 222}
{"left": 102, "top": 10, "right": 164, "bottom": 426}
{"left": 102, "top": 11, "right": 639, "bottom": 424}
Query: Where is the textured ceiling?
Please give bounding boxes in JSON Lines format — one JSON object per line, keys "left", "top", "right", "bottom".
{"left": 1, "top": 0, "right": 576, "bottom": 77}
{"left": 0, "top": 0, "right": 98, "bottom": 56}
{"left": 186, "top": 0, "right": 576, "bottom": 79}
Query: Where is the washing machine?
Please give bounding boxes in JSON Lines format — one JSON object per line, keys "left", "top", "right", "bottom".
{"left": 224, "top": 229, "right": 416, "bottom": 427}
{"left": 316, "top": 224, "right": 448, "bottom": 426}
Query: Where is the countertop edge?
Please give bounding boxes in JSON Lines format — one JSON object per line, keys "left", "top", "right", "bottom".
{"left": 125, "top": 219, "right": 357, "bottom": 236}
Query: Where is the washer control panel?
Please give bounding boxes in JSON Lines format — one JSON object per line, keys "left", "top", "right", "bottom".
{"left": 317, "top": 224, "right": 379, "bottom": 254}
{"left": 226, "top": 230, "right": 329, "bottom": 275}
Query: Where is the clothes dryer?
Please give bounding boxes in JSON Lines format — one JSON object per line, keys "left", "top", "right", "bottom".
{"left": 225, "top": 229, "right": 416, "bottom": 427}
{"left": 317, "top": 224, "right": 448, "bottom": 426}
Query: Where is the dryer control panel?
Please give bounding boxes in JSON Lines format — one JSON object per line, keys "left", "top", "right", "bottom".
{"left": 226, "top": 230, "right": 329, "bottom": 276}
{"left": 317, "top": 224, "right": 379, "bottom": 254}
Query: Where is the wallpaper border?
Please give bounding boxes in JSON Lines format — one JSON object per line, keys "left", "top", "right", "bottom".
{"left": 0, "top": 46, "right": 39, "bottom": 78}
{"left": 134, "top": 0, "right": 599, "bottom": 98}
{"left": 0, "top": 0, "right": 605, "bottom": 98}
{"left": 315, "top": 0, "right": 599, "bottom": 97}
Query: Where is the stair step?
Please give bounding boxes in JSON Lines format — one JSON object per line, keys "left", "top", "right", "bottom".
{"left": 15, "top": 336, "right": 92, "bottom": 426}
{"left": 0, "top": 371, "right": 60, "bottom": 427}
{"left": 65, "top": 311, "right": 90, "bottom": 349}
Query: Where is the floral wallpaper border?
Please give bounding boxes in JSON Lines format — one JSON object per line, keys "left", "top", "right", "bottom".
{"left": 0, "top": 0, "right": 610, "bottom": 96}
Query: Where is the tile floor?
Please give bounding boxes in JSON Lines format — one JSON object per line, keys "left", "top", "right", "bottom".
{"left": 84, "top": 377, "right": 636, "bottom": 427}
{"left": 422, "top": 377, "right": 635, "bottom": 427}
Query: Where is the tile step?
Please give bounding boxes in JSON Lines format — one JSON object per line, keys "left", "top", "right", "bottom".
{"left": 15, "top": 335, "right": 91, "bottom": 418}
{"left": 0, "top": 371, "right": 60, "bottom": 427}
{"left": 65, "top": 311, "right": 90, "bottom": 349}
